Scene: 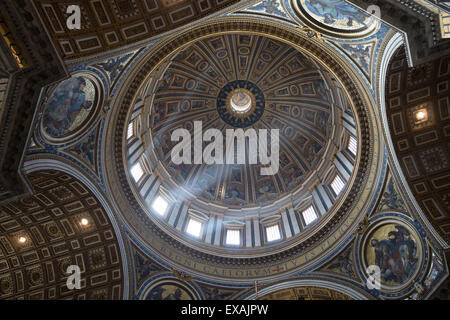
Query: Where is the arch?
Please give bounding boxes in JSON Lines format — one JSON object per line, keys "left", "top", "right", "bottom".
{"left": 22, "top": 158, "right": 130, "bottom": 299}
{"left": 376, "top": 32, "right": 449, "bottom": 249}
{"left": 244, "top": 278, "right": 373, "bottom": 300}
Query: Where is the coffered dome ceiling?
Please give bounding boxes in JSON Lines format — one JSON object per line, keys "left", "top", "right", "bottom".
{"left": 101, "top": 18, "right": 381, "bottom": 283}
{"left": 150, "top": 34, "right": 337, "bottom": 209}
{"left": 118, "top": 27, "right": 365, "bottom": 261}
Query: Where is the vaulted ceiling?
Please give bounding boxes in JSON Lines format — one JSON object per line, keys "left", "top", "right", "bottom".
{"left": 32, "top": 0, "right": 241, "bottom": 61}
{"left": 385, "top": 47, "right": 450, "bottom": 244}
{"left": 0, "top": 170, "right": 124, "bottom": 299}
{"left": 149, "top": 33, "right": 337, "bottom": 208}
{"left": 348, "top": 0, "right": 450, "bottom": 65}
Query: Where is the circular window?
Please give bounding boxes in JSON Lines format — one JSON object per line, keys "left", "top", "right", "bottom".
{"left": 229, "top": 90, "right": 253, "bottom": 114}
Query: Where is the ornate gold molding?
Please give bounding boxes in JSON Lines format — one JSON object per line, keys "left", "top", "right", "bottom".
{"left": 0, "top": 11, "right": 28, "bottom": 68}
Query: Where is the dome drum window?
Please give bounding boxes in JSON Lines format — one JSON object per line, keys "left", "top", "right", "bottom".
{"left": 223, "top": 219, "right": 245, "bottom": 247}
{"left": 130, "top": 162, "right": 144, "bottom": 183}
{"left": 301, "top": 205, "right": 318, "bottom": 226}
{"left": 186, "top": 218, "right": 203, "bottom": 238}
{"left": 265, "top": 224, "right": 282, "bottom": 242}
{"left": 260, "top": 214, "right": 284, "bottom": 243}
{"left": 331, "top": 174, "right": 345, "bottom": 197}
{"left": 152, "top": 195, "right": 169, "bottom": 216}
{"left": 226, "top": 229, "right": 241, "bottom": 246}
{"left": 127, "top": 122, "right": 134, "bottom": 140}
{"left": 348, "top": 135, "right": 358, "bottom": 156}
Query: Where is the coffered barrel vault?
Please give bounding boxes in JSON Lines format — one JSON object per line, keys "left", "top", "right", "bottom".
{"left": 32, "top": 0, "right": 242, "bottom": 61}
{"left": 385, "top": 47, "right": 450, "bottom": 244}
{"left": 0, "top": 170, "right": 125, "bottom": 299}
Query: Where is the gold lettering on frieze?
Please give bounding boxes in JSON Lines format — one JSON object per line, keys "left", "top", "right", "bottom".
{"left": 0, "top": 12, "right": 29, "bottom": 68}
{"left": 136, "top": 181, "right": 367, "bottom": 279}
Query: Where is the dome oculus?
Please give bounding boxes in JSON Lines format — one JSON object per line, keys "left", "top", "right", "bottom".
{"left": 229, "top": 90, "right": 253, "bottom": 114}
{"left": 217, "top": 80, "right": 264, "bottom": 128}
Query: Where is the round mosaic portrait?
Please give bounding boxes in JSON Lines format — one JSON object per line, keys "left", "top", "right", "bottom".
{"left": 293, "top": 0, "right": 379, "bottom": 37}
{"left": 41, "top": 74, "right": 101, "bottom": 142}
{"left": 362, "top": 219, "right": 422, "bottom": 290}
{"left": 143, "top": 280, "right": 198, "bottom": 300}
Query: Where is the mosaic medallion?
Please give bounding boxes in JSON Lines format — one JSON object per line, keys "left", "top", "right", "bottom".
{"left": 292, "top": 0, "right": 378, "bottom": 37}
{"left": 41, "top": 74, "right": 101, "bottom": 142}
{"left": 143, "top": 280, "right": 198, "bottom": 300}
{"left": 362, "top": 220, "right": 422, "bottom": 289}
